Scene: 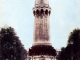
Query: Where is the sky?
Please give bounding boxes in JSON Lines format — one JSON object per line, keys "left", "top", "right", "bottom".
{"left": 0, "top": 0, "right": 80, "bottom": 50}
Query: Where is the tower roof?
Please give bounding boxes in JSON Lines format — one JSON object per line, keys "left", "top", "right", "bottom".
{"left": 35, "top": 0, "right": 49, "bottom": 7}
{"left": 35, "top": 0, "right": 49, "bottom": 4}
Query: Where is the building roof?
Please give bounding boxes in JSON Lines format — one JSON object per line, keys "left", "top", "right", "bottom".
{"left": 29, "top": 45, "right": 56, "bottom": 56}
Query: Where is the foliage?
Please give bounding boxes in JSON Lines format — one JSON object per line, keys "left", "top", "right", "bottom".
{"left": 0, "top": 27, "right": 27, "bottom": 60}
{"left": 57, "top": 28, "right": 80, "bottom": 60}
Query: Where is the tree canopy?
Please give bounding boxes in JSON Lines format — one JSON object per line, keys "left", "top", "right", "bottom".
{"left": 0, "top": 27, "right": 27, "bottom": 60}
{"left": 57, "top": 28, "right": 80, "bottom": 60}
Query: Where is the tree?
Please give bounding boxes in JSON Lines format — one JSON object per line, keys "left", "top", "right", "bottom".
{"left": 0, "top": 27, "right": 27, "bottom": 60}
{"left": 68, "top": 29, "right": 80, "bottom": 60}
{"left": 57, "top": 28, "right": 80, "bottom": 60}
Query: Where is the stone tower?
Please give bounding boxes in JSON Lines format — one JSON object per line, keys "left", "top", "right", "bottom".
{"left": 28, "top": 0, "right": 56, "bottom": 60}
{"left": 33, "top": 0, "right": 51, "bottom": 45}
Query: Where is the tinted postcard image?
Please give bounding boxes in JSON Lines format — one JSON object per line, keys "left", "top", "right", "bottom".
{"left": 0, "top": 0, "right": 80, "bottom": 60}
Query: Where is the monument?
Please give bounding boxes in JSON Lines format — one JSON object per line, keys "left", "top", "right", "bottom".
{"left": 28, "top": 0, "right": 56, "bottom": 60}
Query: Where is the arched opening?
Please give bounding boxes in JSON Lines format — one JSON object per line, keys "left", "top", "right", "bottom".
{"left": 33, "top": 11, "right": 35, "bottom": 16}
{"left": 41, "top": 9, "right": 44, "bottom": 15}
{"left": 45, "top": 10, "right": 48, "bottom": 15}
{"left": 36, "top": 10, "right": 39, "bottom": 15}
